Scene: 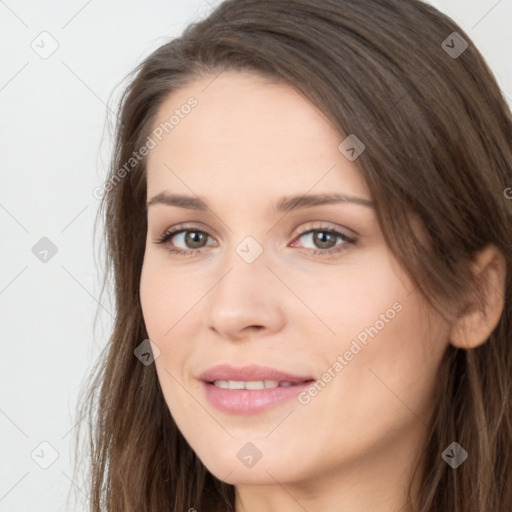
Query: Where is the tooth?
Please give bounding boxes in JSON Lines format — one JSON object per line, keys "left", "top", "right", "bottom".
{"left": 212, "top": 379, "right": 293, "bottom": 390}
{"left": 228, "top": 380, "right": 245, "bottom": 390}
{"left": 245, "top": 381, "right": 265, "bottom": 390}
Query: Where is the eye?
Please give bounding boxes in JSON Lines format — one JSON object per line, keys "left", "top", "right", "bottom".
{"left": 290, "top": 226, "right": 356, "bottom": 257}
{"left": 153, "top": 223, "right": 357, "bottom": 257}
{"left": 153, "top": 225, "right": 216, "bottom": 256}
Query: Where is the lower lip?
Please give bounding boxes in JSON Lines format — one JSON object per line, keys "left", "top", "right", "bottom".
{"left": 201, "top": 380, "right": 313, "bottom": 414}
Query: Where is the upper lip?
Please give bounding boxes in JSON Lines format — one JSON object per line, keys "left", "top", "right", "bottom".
{"left": 199, "top": 364, "right": 314, "bottom": 383}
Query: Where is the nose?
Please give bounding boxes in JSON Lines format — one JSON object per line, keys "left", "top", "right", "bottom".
{"left": 206, "top": 249, "right": 286, "bottom": 341}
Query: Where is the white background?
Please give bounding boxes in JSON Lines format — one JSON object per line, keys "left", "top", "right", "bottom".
{"left": 1, "top": 1, "right": 511, "bottom": 510}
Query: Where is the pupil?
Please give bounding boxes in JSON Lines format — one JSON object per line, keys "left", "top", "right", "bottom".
{"left": 185, "top": 231, "right": 206, "bottom": 248}
{"left": 314, "top": 231, "right": 335, "bottom": 249}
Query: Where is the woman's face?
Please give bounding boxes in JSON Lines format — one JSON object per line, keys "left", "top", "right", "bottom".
{"left": 140, "top": 71, "right": 451, "bottom": 491}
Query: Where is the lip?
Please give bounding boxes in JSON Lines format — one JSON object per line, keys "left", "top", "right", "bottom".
{"left": 198, "top": 363, "right": 314, "bottom": 384}
{"left": 198, "top": 364, "right": 315, "bottom": 415}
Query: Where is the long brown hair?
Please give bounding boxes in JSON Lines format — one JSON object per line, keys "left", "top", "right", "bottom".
{"left": 73, "top": 0, "right": 512, "bottom": 510}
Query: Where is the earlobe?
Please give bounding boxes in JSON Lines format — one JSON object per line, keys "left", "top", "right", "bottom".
{"left": 449, "top": 244, "right": 507, "bottom": 350}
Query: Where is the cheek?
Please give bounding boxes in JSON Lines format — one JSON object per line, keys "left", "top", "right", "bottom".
{"left": 139, "top": 257, "right": 205, "bottom": 387}
{"left": 288, "top": 251, "right": 406, "bottom": 343}
{"left": 295, "top": 250, "right": 447, "bottom": 418}
{"left": 139, "top": 257, "right": 196, "bottom": 338}
{"left": 140, "top": 262, "right": 193, "bottom": 402}
{"left": 140, "top": 270, "right": 169, "bottom": 338}
{"left": 322, "top": 289, "right": 447, "bottom": 439}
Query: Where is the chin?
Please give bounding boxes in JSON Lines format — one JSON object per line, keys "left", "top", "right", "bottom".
{"left": 196, "top": 444, "right": 311, "bottom": 486}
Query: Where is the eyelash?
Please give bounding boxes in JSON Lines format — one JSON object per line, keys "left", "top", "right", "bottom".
{"left": 153, "top": 223, "right": 357, "bottom": 258}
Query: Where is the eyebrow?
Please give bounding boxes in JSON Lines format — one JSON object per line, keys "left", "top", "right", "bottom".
{"left": 146, "top": 192, "right": 374, "bottom": 212}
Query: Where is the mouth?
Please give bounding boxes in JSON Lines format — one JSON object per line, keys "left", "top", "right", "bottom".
{"left": 198, "top": 364, "right": 316, "bottom": 414}
{"left": 208, "top": 379, "right": 315, "bottom": 390}
{"left": 198, "top": 363, "right": 315, "bottom": 385}
{"left": 201, "top": 379, "right": 315, "bottom": 414}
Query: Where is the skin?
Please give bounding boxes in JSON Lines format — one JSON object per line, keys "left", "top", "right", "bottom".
{"left": 139, "top": 70, "right": 506, "bottom": 512}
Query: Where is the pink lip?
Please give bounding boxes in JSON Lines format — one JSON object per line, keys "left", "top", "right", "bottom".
{"left": 198, "top": 364, "right": 315, "bottom": 415}
{"left": 198, "top": 363, "right": 314, "bottom": 383}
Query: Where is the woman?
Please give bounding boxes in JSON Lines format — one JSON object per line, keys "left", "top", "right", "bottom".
{"left": 75, "top": 0, "right": 512, "bottom": 510}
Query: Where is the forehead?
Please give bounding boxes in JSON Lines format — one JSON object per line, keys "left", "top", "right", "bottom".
{"left": 146, "top": 70, "right": 370, "bottom": 201}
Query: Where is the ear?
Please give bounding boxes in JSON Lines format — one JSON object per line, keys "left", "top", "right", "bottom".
{"left": 450, "top": 244, "right": 507, "bottom": 350}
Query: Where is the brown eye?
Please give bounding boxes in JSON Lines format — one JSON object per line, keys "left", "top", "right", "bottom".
{"left": 182, "top": 231, "right": 208, "bottom": 249}
{"left": 310, "top": 231, "right": 338, "bottom": 249}
{"left": 295, "top": 229, "right": 353, "bottom": 251}
{"left": 154, "top": 228, "right": 215, "bottom": 255}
